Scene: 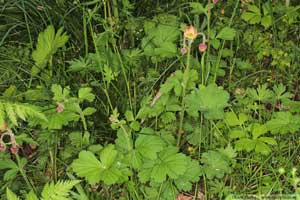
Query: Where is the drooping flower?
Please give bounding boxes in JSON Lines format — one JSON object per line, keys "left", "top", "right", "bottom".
{"left": 0, "top": 143, "right": 6, "bottom": 152}
{"left": 180, "top": 47, "right": 187, "bottom": 55}
{"left": 199, "top": 43, "right": 207, "bottom": 52}
{"left": 184, "top": 26, "right": 197, "bottom": 40}
{"left": 56, "top": 102, "right": 64, "bottom": 113}
{"left": 10, "top": 145, "right": 19, "bottom": 154}
{"left": 213, "top": 0, "right": 219, "bottom": 4}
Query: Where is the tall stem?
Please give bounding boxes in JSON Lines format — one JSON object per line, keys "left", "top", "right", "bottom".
{"left": 177, "top": 40, "right": 192, "bottom": 147}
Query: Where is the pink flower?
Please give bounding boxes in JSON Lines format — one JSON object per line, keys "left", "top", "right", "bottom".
{"left": 199, "top": 43, "right": 207, "bottom": 52}
{"left": 10, "top": 145, "right": 19, "bottom": 154}
{"left": 213, "top": 0, "right": 218, "bottom": 4}
{"left": 0, "top": 143, "right": 6, "bottom": 152}
{"left": 56, "top": 103, "right": 64, "bottom": 113}
{"left": 181, "top": 47, "right": 187, "bottom": 55}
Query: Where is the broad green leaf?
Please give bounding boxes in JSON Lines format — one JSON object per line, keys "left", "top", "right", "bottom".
{"left": 258, "top": 137, "right": 277, "bottom": 145}
{"left": 174, "top": 158, "right": 202, "bottom": 191}
{"left": 72, "top": 151, "right": 104, "bottom": 184}
{"left": 229, "top": 129, "right": 247, "bottom": 139}
{"left": 261, "top": 15, "right": 272, "bottom": 28}
{"left": 235, "top": 138, "right": 256, "bottom": 152}
{"left": 266, "top": 112, "right": 300, "bottom": 134}
{"left": 201, "top": 149, "right": 233, "bottom": 179}
{"left": 185, "top": 84, "right": 230, "bottom": 119}
{"left": 6, "top": 188, "right": 19, "bottom": 200}
{"left": 255, "top": 141, "right": 271, "bottom": 155}
{"left": 139, "top": 147, "right": 187, "bottom": 183}
{"left": 135, "top": 135, "right": 165, "bottom": 160}
{"left": 225, "top": 112, "right": 247, "bottom": 126}
{"left": 252, "top": 124, "right": 268, "bottom": 139}
{"left": 78, "top": 87, "right": 95, "bottom": 102}
{"left": 72, "top": 145, "right": 125, "bottom": 185}
{"left": 216, "top": 27, "right": 236, "bottom": 40}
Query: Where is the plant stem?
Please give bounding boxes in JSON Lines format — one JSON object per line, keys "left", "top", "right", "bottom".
{"left": 177, "top": 40, "right": 192, "bottom": 147}
{"left": 16, "top": 154, "right": 36, "bottom": 192}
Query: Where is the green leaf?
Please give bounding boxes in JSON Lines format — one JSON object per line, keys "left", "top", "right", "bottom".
{"left": 235, "top": 138, "right": 256, "bottom": 152}
{"left": 225, "top": 112, "right": 248, "bottom": 127}
{"left": 252, "top": 124, "right": 268, "bottom": 139}
{"left": 266, "top": 112, "right": 300, "bottom": 134}
{"left": 82, "top": 107, "right": 96, "bottom": 116}
{"left": 174, "top": 158, "right": 202, "bottom": 191}
{"left": 78, "top": 87, "right": 95, "bottom": 102}
{"left": 201, "top": 149, "right": 234, "bottom": 179}
{"left": 255, "top": 141, "right": 271, "bottom": 155}
{"left": 247, "top": 84, "right": 273, "bottom": 103}
{"left": 139, "top": 147, "right": 187, "bottom": 183}
{"left": 185, "top": 84, "right": 230, "bottom": 119}
{"left": 6, "top": 188, "right": 19, "bottom": 200}
{"left": 261, "top": 15, "right": 272, "bottom": 28}
{"left": 41, "top": 180, "right": 79, "bottom": 200}
{"left": 72, "top": 151, "right": 103, "bottom": 184}
{"left": 72, "top": 145, "right": 125, "bottom": 185}
{"left": 216, "top": 27, "right": 236, "bottom": 40}
{"left": 229, "top": 129, "right": 247, "bottom": 139}
{"left": 32, "top": 25, "right": 69, "bottom": 75}
{"left": 190, "top": 2, "right": 207, "bottom": 15}
{"left": 135, "top": 135, "right": 165, "bottom": 160}
{"left": 25, "top": 191, "right": 38, "bottom": 200}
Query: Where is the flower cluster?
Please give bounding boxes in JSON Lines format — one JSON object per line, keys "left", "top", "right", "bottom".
{"left": 0, "top": 129, "right": 19, "bottom": 154}
{"left": 181, "top": 25, "right": 207, "bottom": 54}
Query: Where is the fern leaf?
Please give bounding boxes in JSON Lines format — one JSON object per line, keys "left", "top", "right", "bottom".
{"left": 41, "top": 180, "right": 80, "bottom": 200}
{"left": 0, "top": 101, "right": 47, "bottom": 126}
{"left": 5, "top": 104, "right": 17, "bottom": 126}
{"left": 0, "top": 103, "right": 5, "bottom": 124}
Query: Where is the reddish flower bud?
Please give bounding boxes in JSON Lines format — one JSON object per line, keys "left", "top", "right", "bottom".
{"left": 184, "top": 26, "right": 197, "bottom": 40}
{"left": 199, "top": 43, "right": 207, "bottom": 52}
{"left": 0, "top": 143, "right": 6, "bottom": 152}
{"left": 10, "top": 145, "right": 19, "bottom": 154}
{"left": 213, "top": 0, "right": 219, "bottom": 4}
{"left": 56, "top": 103, "right": 64, "bottom": 113}
{"left": 181, "top": 47, "right": 187, "bottom": 55}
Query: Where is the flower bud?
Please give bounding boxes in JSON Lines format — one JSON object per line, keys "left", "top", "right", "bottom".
{"left": 56, "top": 103, "right": 64, "bottom": 113}
{"left": 180, "top": 47, "right": 187, "bottom": 55}
{"left": 199, "top": 43, "right": 207, "bottom": 52}
{"left": 10, "top": 145, "right": 19, "bottom": 154}
{"left": 213, "top": 0, "right": 219, "bottom": 4}
{"left": 0, "top": 143, "right": 6, "bottom": 152}
{"left": 184, "top": 26, "right": 197, "bottom": 40}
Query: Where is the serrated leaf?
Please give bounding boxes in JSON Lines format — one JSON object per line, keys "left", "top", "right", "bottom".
{"left": 266, "top": 112, "right": 300, "bottom": 134}
{"left": 135, "top": 135, "right": 165, "bottom": 160}
{"left": 185, "top": 84, "right": 230, "bottom": 119}
{"left": 174, "top": 158, "right": 202, "bottom": 191}
{"left": 72, "top": 151, "right": 104, "bottom": 184}
{"left": 32, "top": 25, "right": 69, "bottom": 75}
{"left": 252, "top": 124, "right": 268, "bottom": 139}
{"left": 72, "top": 145, "right": 124, "bottom": 185}
{"left": 78, "top": 87, "right": 95, "bottom": 102}
{"left": 216, "top": 27, "right": 236, "bottom": 40}
{"left": 139, "top": 147, "right": 187, "bottom": 183}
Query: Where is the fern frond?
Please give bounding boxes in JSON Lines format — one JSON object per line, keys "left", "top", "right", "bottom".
{"left": 0, "top": 101, "right": 47, "bottom": 126}
{"left": 41, "top": 180, "right": 80, "bottom": 200}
